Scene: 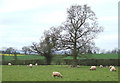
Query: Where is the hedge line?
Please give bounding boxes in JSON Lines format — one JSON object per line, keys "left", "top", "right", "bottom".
{"left": 1, "top": 59, "right": 120, "bottom": 66}
{"left": 64, "top": 59, "right": 119, "bottom": 66}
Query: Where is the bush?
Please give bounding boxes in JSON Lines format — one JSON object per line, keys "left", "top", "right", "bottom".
{"left": 64, "top": 59, "right": 119, "bottom": 66}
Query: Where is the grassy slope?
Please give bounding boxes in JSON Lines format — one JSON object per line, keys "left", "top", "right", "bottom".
{"left": 2, "top": 65, "right": 118, "bottom": 81}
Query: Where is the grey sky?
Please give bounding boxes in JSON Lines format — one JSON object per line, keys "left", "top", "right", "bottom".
{"left": 0, "top": 0, "right": 118, "bottom": 51}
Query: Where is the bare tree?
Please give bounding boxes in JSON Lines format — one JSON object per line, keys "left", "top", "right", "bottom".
{"left": 31, "top": 42, "right": 41, "bottom": 54}
{"left": 92, "top": 47, "right": 100, "bottom": 54}
{"left": 60, "top": 5, "right": 103, "bottom": 67}
{"left": 27, "top": 47, "right": 32, "bottom": 55}
{"left": 5, "top": 47, "right": 15, "bottom": 56}
{"left": 22, "top": 46, "right": 30, "bottom": 55}
{"left": 106, "top": 48, "right": 118, "bottom": 54}
{"left": 31, "top": 27, "right": 62, "bottom": 65}
{"left": 13, "top": 49, "right": 17, "bottom": 60}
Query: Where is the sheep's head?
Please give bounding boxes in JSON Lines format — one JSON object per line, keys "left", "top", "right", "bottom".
{"left": 109, "top": 66, "right": 112, "bottom": 69}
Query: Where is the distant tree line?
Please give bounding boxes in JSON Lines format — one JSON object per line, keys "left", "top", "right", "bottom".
{"left": 1, "top": 47, "right": 20, "bottom": 56}
{"left": 100, "top": 48, "right": 120, "bottom": 54}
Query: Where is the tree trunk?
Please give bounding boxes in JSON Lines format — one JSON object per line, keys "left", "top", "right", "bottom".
{"left": 72, "top": 54, "right": 77, "bottom": 67}
{"left": 46, "top": 57, "right": 52, "bottom": 65}
{"left": 45, "top": 54, "right": 52, "bottom": 65}
{"left": 2, "top": 55, "right": 4, "bottom": 64}
{"left": 72, "top": 32, "right": 78, "bottom": 67}
{"left": 25, "top": 51, "right": 27, "bottom": 55}
{"left": 72, "top": 46, "right": 77, "bottom": 67}
{"left": 14, "top": 52, "right": 17, "bottom": 60}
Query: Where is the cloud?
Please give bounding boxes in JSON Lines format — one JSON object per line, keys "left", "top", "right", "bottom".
{"left": 95, "top": 34, "right": 118, "bottom": 50}
{"left": 0, "top": 0, "right": 65, "bottom": 13}
{"left": 33, "top": 11, "right": 67, "bottom": 26}
{"left": 101, "top": 35, "right": 118, "bottom": 40}
{"left": 98, "top": 16, "right": 117, "bottom": 22}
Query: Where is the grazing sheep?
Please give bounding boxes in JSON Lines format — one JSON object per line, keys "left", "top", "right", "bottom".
{"left": 100, "top": 65, "right": 103, "bottom": 68}
{"left": 90, "top": 66, "right": 96, "bottom": 70}
{"left": 29, "top": 64, "right": 33, "bottom": 68}
{"left": 109, "top": 65, "right": 113, "bottom": 69}
{"left": 35, "top": 63, "right": 38, "bottom": 66}
{"left": 52, "top": 72, "right": 63, "bottom": 78}
{"left": 110, "top": 66, "right": 116, "bottom": 71}
{"left": 8, "top": 63, "right": 11, "bottom": 66}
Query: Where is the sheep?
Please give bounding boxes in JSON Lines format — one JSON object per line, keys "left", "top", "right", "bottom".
{"left": 90, "top": 66, "right": 96, "bottom": 70}
{"left": 100, "top": 65, "right": 103, "bottom": 68}
{"left": 35, "top": 63, "right": 38, "bottom": 66}
{"left": 110, "top": 66, "right": 116, "bottom": 71}
{"left": 52, "top": 72, "right": 63, "bottom": 78}
{"left": 29, "top": 64, "right": 33, "bottom": 68}
{"left": 8, "top": 63, "right": 12, "bottom": 66}
{"left": 109, "top": 65, "right": 113, "bottom": 69}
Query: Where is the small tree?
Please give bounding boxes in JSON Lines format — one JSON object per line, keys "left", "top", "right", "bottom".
{"left": 31, "top": 27, "right": 61, "bottom": 65}
{"left": 22, "top": 46, "right": 30, "bottom": 55}
{"left": 5, "top": 47, "right": 15, "bottom": 56}
{"left": 2, "top": 54, "right": 4, "bottom": 63}
{"left": 13, "top": 49, "right": 17, "bottom": 61}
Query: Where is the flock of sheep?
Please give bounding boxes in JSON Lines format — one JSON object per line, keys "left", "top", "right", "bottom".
{"left": 89, "top": 65, "right": 116, "bottom": 71}
{"left": 8, "top": 63, "right": 116, "bottom": 78}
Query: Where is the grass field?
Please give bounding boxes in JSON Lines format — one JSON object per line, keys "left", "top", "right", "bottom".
{"left": 2, "top": 65, "right": 118, "bottom": 81}
{"left": 1, "top": 53, "right": 119, "bottom": 61}
{"left": 64, "top": 54, "right": 119, "bottom": 59}
{"left": 3, "top": 55, "right": 45, "bottom": 61}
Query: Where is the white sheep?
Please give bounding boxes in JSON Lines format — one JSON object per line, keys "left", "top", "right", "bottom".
{"left": 100, "top": 65, "right": 103, "bottom": 68}
{"left": 52, "top": 72, "right": 63, "bottom": 78}
{"left": 8, "top": 63, "right": 12, "bottom": 66}
{"left": 109, "top": 65, "right": 113, "bottom": 69}
{"left": 90, "top": 66, "right": 96, "bottom": 70}
{"left": 35, "top": 63, "right": 38, "bottom": 66}
{"left": 29, "top": 64, "right": 33, "bottom": 68}
{"left": 110, "top": 66, "right": 116, "bottom": 71}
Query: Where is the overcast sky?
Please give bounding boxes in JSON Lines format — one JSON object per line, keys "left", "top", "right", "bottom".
{"left": 0, "top": 0, "right": 119, "bottom": 51}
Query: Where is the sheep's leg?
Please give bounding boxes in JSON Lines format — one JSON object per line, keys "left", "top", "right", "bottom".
{"left": 54, "top": 75, "right": 56, "bottom": 78}
{"left": 53, "top": 75, "right": 56, "bottom": 78}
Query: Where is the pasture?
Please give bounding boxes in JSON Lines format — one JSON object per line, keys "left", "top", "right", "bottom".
{"left": 1, "top": 53, "right": 119, "bottom": 61}
{"left": 2, "top": 55, "right": 45, "bottom": 61}
{"left": 2, "top": 65, "right": 118, "bottom": 81}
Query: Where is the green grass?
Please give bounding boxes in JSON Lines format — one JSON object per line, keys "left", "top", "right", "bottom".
{"left": 64, "top": 54, "right": 119, "bottom": 59}
{"left": 4, "top": 55, "right": 45, "bottom": 61}
{"left": 2, "top": 53, "right": 119, "bottom": 61}
{"left": 2, "top": 65, "right": 118, "bottom": 81}
{"left": 81, "top": 54, "right": 118, "bottom": 59}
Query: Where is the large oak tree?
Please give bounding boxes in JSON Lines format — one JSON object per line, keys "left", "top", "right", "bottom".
{"left": 60, "top": 5, "right": 103, "bottom": 67}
